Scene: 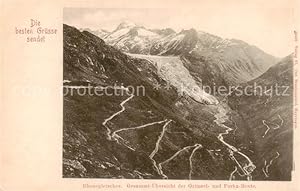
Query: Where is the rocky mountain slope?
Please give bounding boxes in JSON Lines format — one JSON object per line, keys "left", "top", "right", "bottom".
{"left": 228, "top": 55, "right": 293, "bottom": 180}
{"left": 63, "top": 24, "right": 229, "bottom": 179}
{"left": 63, "top": 24, "right": 292, "bottom": 180}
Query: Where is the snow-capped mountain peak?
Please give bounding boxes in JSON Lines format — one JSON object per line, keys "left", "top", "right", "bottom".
{"left": 86, "top": 22, "right": 277, "bottom": 84}
{"left": 115, "top": 20, "right": 137, "bottom": 30}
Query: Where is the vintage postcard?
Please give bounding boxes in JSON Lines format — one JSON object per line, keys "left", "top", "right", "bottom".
{"left": 1, "top": 0, "right": 300, "bottom": 190}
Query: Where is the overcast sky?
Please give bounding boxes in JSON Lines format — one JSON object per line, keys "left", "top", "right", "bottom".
{"left": 64, "top": 4, "right": 295, "bottom": 58}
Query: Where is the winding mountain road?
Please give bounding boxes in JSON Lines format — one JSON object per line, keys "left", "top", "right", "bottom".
{"left": 158, "top": 143, "right": 203, "bottom": 179}
{"left": 213, "top": 105, "right": 256, "bottom": 180}
{"left": 102, "top": 92, "right": 134, "bottom": 140}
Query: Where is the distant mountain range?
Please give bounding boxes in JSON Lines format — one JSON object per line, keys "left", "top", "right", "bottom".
{"left": 82, "top": 21, "right": 278, "bottom": 85}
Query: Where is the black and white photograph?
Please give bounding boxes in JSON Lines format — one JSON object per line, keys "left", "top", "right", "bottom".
{"left": 62, "top": 7, "right": 294, "bottom": 181}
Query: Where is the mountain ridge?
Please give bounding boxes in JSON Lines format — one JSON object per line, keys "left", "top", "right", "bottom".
{"left": 82, "top": 21, "right": 278, "bottom": 85}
